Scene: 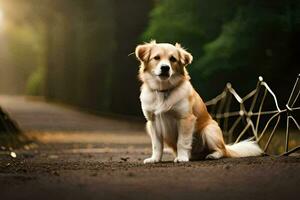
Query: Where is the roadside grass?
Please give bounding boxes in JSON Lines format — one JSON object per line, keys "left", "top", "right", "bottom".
{"left": 258, "top": 129, "right": 300, "bottom": 155}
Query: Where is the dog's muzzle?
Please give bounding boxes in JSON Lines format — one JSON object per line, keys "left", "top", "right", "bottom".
{"left": 158, "top": 64, "right": 170, "bottom": 79}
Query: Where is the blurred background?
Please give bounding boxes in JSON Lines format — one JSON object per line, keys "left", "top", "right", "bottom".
{"left": 0, "top": 0, "right": 299, "bottom": 117}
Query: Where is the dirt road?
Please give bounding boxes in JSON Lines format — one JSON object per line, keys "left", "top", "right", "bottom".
{"left": 0, "top": 96, "right": 299, "bottom": 200}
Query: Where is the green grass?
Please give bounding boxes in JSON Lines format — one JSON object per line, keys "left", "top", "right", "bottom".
{"left": 258, "top": 129, "right": 300, "bottom": 155}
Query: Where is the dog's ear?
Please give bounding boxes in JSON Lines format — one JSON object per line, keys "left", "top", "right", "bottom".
{"left": 135, "top": 40, "right": 156, "bottom": 62}
{"left": 176, "top": 43, "right": 193, "bottom": 66}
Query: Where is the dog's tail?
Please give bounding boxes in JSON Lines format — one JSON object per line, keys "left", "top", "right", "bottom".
{"left": 225, "top": 139, "right": 263, "bottom": 158}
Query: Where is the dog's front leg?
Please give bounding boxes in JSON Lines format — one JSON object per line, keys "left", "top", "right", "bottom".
{"left": 174, "top": 115, "right": 196, "bottom": 162}
{"left": 144, "top": 121, "right": 163, "bottom": 164}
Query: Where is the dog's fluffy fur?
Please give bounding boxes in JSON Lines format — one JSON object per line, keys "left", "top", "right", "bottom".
{"left": 135, "top": 41, "right": 262, "bottom": 163}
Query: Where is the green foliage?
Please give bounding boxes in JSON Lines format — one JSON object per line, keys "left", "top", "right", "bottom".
{"left": 12, "top": 27, "right": 44, "bottom": 95}
{"left": 0, "top": 0, "right": 49, "bottom": 95}
{"left": 144, "top": 0, "right": 300, "bottom": 99}
{"left": 26, "top": 66, "right": 44, "bottom": 96}
{"left": 143, "top": 0, "right": 236, "bottom": 57}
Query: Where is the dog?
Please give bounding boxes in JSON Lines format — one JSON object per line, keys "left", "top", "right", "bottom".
{"left": 135, "top": 41, "right": 262, "bottom": 163}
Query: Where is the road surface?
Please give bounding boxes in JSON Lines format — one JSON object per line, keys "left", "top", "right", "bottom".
{"left": 0, "top": 96, "right": 299, "bottom": 200}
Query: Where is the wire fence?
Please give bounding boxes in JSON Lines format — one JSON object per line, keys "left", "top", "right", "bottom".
{"left": 205, "top": 74, "right": 300, "bottom": 156}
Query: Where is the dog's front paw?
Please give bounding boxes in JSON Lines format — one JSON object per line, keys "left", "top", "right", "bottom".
{"left": 174, "top": 156, "right": 189, "bottom": 163}
{"left": 143, "top": 157, "right": 160, "bottom": 164}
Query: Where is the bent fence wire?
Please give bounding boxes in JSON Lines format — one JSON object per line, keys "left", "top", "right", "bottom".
{"left": 205, "top": 74, "right": 300, "bottom": 156}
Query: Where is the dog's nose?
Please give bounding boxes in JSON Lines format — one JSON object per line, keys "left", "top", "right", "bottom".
{"left": 160, "top": 65, "right": 170, "bottom": 73}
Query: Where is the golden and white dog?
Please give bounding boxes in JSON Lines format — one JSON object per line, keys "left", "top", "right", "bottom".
{"left": 135, "top": 41, "right": 262, "bottom": 163}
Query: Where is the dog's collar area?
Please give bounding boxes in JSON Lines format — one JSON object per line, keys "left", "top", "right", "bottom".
{"left": 154, "top": 89, "right": 172, "bottom": 99}
{"left": 150, "top": 79, "right": 185, "bottom": 97}
{"left": 156, "top": 89, "right": 170, "bottom": 93}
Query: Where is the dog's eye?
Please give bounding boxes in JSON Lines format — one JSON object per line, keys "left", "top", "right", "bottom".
{"left": 169, "top": 56, "right": 177, "bottom": 62}
{"left": 154, "top": 55, "right": 160, "bottom": 60}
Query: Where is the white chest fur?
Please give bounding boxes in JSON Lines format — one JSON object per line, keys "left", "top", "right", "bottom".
{"left": 140, "top": 81, "right": 193, "bottom": 142}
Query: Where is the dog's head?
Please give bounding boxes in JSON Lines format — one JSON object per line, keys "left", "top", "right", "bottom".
{"left": 135, "top": 41, "right": 193, "bottom": 90}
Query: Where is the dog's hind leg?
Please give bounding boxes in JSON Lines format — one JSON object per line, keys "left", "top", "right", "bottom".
{"left": 201, "top": 121, "right": 226, "bottom": 160}
{"left": 206, "top": 150, "right": 223, "bottom": 159}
